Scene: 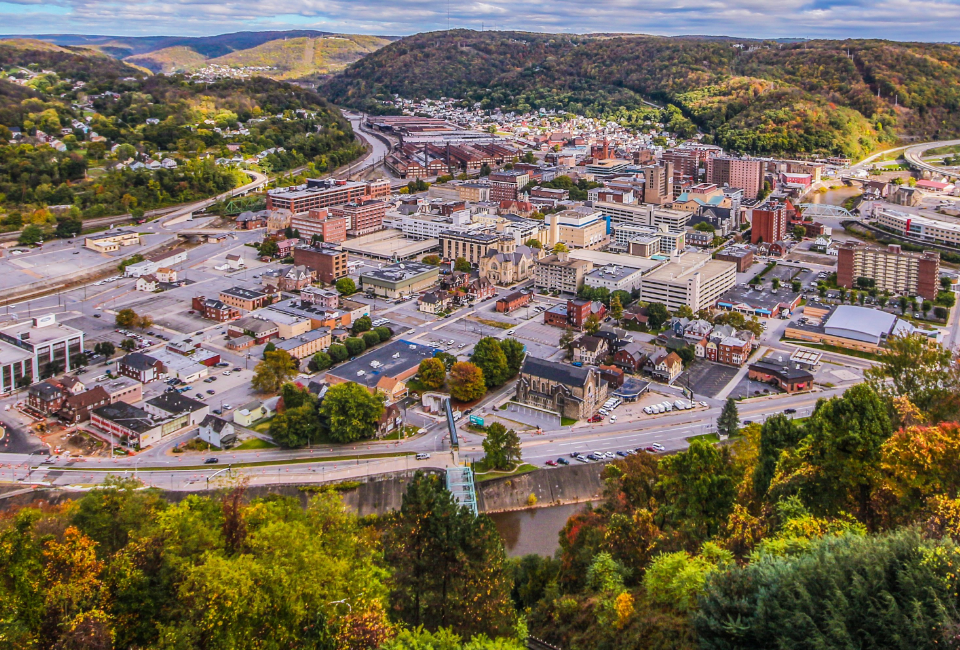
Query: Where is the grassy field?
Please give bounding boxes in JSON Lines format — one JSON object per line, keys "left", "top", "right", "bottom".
{"left": 233, "top": 438, "right": 277, "bottom": 450}
{"left": 470, "top": 317, "right": 513, "bottom": 330}
{"left": 560, "top": 417, "right": 578, "bottom": 426}
{"left": 687, "top": 433, "right": 720, "bottom": 443}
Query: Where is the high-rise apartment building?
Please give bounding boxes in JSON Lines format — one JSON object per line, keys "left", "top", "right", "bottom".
{"left": 837, "top": 242, "right": 941, "bottom": 300}
{"left": 331, "top": 200, "right": 387, "bottom": 237}
{"left": 706, "top": 157, "right": 765, "bottom": 199}
{"left": 488, "top": 170, "right": 530, "bottom": 202}
{"left": 749, "top": 201, "right": 788, "bottom": 245}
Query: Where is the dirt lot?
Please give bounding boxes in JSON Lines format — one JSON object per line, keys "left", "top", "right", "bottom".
{"left": 43, "top": 426, "right": 115, "bottom": 458}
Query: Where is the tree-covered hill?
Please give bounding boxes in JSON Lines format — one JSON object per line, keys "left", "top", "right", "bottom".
{"left": 325, "top": 30, "right": 960, "bottom": 158}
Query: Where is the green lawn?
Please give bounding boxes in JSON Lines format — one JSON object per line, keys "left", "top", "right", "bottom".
{"left": 474, "top": 463, "right": 539, "bottom": 483}
{"left": 687, "top": 433, "right": 720, "bottom": 443}
{"left": 471, "top": 317, "right": 513, "bottom": 330}
{"left": 251, "top": 417, "right": 274, "bottom": 433}
{"left": 233, "top": 438, "right": 277, "bottom": 450}
{"left": 560, "top": 417, "right": 578, "bottom": 426}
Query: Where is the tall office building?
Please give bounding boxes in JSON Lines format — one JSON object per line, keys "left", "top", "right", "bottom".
{"left": 640, "top": 162, "right": 674, "bottom": 204}
{"left": 750, "top": 201, "right": 787, "bottom": 245}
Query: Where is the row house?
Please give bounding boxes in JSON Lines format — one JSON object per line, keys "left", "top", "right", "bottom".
{"left": 613, "top": 341, "right": 653, "bottom": 373}
{"left": 59, "top": 386, "right": 111, "bottom": 424}
{"left": 646, "top": 352, "right": 683, "bottom": 384}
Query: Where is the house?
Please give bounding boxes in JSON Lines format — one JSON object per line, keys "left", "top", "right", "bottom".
{"left": 419, "top": 290, "right": 453, "bottom": 314}
{"left": 155, "top": 268, "right": 177, "bottom": 283}
{"left": 515, "top": 356, "right": 609, "bottom": 421}
{"left": 683, "top": 319, "right": 713, "bottom": 342}
{"left": 621, "top": 305, "right": 650, "bottom": 327}
{"left": 236, "top": 210, "right": 269, "bottom": 230}
{"left": 278, "top": 265, "right": 315, "bottom": 292}
{"left": 198, "top": 415, "right": 238, "bottom": 448}
{"left": 376, "top": 403, "right": 403, "bottom": 438}
{"left": 571, "top": 335, "right": 609, "bottom": 365}
{"left": 598, "top": 364, "right": 625, "bottom": 389}
{"left": 376, "top": 376, "right": 408, "bottom": 403}
{"left": 233, "top": 400, "right": 271, "bottom": 426}
{"left": 300, "top": 286, "right": 340, "bottom": 308}
{"left": 27, "top": 381, "right": 67, "bottom": 415}
{"left": 613, "top": 341, "right": 652, "bottom": 373}
{"left": 58, "top": 376, "right": 86, "bottom": 396}
{"left": 135, "top": 275, "right": 159, "bottom": 292}
{"left": 466, "top": 276, "right": 496, "bottom": 302}
{"left": 226, "top": 253, "right": 245, "bottom": 269}
{"left": 117, "top": 352, "right": 163, "bottom": 383}
{"left": 649, "top": 352, "right": 683, "bottom": 383}
{"left": 228, "top": 317, "right": 280, "bottom": 344}
{"left": 58, "top": 386, "right": 110, "bottom": 424}
{"left": 717, "top": 335, "right": 752, "bottom": 367}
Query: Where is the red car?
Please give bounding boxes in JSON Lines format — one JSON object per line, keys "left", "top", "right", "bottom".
{"left": 644, "top": 446, "right": 659, "bottom": 454}
{"left": 545, "top": 460, "right": 557, "bottom": 467}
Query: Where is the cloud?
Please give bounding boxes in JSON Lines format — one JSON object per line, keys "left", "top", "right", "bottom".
{"left": 0, "top": 0, "right": 959, "bottom": 41}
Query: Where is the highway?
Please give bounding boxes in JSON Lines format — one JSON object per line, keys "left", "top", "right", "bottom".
{"left": 903, "top": 139, "right": 960, "bottom": 179}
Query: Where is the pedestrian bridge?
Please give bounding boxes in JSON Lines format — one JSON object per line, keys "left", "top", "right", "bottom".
{"left": 797, "top": 203, "right": 854, "bottom": 218}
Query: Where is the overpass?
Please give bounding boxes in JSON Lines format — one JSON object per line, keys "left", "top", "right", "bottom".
{"left": 903, "top": 139, "right": 960, "bottom": 180}
{"left": 797, "top": 203, "right": 855, "bottom": 218}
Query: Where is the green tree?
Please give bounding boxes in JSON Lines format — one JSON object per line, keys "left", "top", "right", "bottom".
{"left": 865, "top": 333, "right": 959, "bottom": 424}
{"left": 17, "top": 223, "right": 43, "bottom": 246}
{"left": 792, "top": 225, "right": 807, "bottom": 240}
{"left": 262, "top": 341, "right": 276, "bottom": 358}
{"left": 449, "top": 362, "right": 486, "bottom": 402}
{"left": 418, "top": 358, "right": 446, "bottom": 390}
{"left": 251, "top": 350, "right": 298, "bottom": 393}
{"left": 374, "top": 326, "right": 392, "bottom": 342}
{"left": 753, "top": 414, "right": 802, "bottom": 500}
{"left": 771, "top": 278, "right": 781, "bottom": 291}
{"left": 470, "top": 338, "right": 509, "bottom": 389}
{"left": 454, "top": 257, "right": 472, "bottom": 272}
{"left": 319, "top": 382, "right": 385, "bottom": 442}
{"left": 524, "top": 238, "right": 543, "bottom": 249}
{"left": 258, "top": 239, "right": 279, "bottom": 257}
{"left": 644, "top": 543, "right": 732, "bottom": 613}
{"left": 434, "top": 351, "right": 457, "bottom": 371}
{"left": 646, "top": 302, "right": 670, "bottom": 330}
{"left": 422, "top": 254, "right": 441, "bottom": 265}
{"left": 898, "top": 295, "right": 910, "bottom": 314}
{"left": 717, "top": 398, "right": 740, "bottom": 438}
{"left": 656, "top": 439, "right": 737, "bottom": 541}
{"left": 499, "top": 338, "right": 526, "bottom": 378}
{"left": 119, "top": 338, "right": 136, "bottom": 352}
{"left": 552, "top": 242, "right": 569, "bottom": 254}
{"left": 791, "top": 280, "right": 802, "bottom": 293}
{"left": 327, "top": 343, "right": 349, "bottom": 363}
{"left": 336, "top": 277, "right": 357, "bottom": 295}
{"left": 482, "top": 422, "right": 522, "bottom": 471}
{"left": 352, "top": 315, "right": 372, "bottom": 334}
{"left": 270, "top": 400, "right": 320, "bottom": 448}
{"left": 693, "top": 222, "right": 715, "bottom": 233}
{"left": 362, "top": 331, "right": 381, "bottom": 348}
{"left": 115, "top": 308, "right": 138, "bottom": 329}
{"left": 384, "top": 472, "right": 515, "bottom": 637}
{"left": 93, "top": 342, "right": 115, "bottom": 358}
{"left": 344, "top": 337, "right": 366, "bottom": 356}
{"left": 307, "top": 351, "right": 332, "bottom": 372}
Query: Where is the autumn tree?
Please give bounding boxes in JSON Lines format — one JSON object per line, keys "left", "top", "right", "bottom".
{"left": 418, "top": 358, "right": 446, "bottom": 390}
{"left": 115, "top": 308, "right": 138, "bottom": 329}
{"left": 251, "top": 349, "right": 299, "bottom": 393}
{"left": 449, "top": 362, "right": 486, "bottom": 402}
{"left": 610, "top": 294, "right": 624, "bottom": 321}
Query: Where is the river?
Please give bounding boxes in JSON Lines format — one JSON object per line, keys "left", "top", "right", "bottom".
{"left": 806, "top": 185, "right": 861, "bottom": 206}
{"left": 490, "top": 502, "right": 592, "bottom": 557}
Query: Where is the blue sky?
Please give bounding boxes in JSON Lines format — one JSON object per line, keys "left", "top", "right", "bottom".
{"left": 1, "top": 0, "right": 959, "bottom": 42}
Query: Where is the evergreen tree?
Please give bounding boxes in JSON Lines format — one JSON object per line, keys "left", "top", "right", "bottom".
{"left": 717, "top": 398, "right": 740, "bottom": 438}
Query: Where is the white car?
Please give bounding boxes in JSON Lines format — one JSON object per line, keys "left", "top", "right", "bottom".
{"left": 223, "top": 371, "right": 231, "bottom": 376}
{"left": 610, "top": 415, "right": 617, "bottom": 423}
{"left": 651, "top": 443, "right": 665, "bottom": 452}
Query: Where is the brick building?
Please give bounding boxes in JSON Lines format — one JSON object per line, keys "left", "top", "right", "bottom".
{"left": 293, "top": 245, "right": 348, "bottom": 284}
{"left": 331, "top": 200, "right": 388, "bottom": 237}
{"left": 750, "top": 201, "right": 788, "bottom": 245}
{"left": 837, "top": 242, "right": 941, "bottom": 300}
{"left": 219, "top": 287, "right": 271, "bottom": 312}
{"left": 192, "top": 297, "right": 240, "bottom": 322}
{"left": 706, "top": 157, "right": 765, "bottom": 199}
{"left": 265, "top": 178, "right": 390, "bottom": 213}
{"left": 496, "top": 291, "right": 531, "bottom": 313}
{"left": 488, "top": 170, "right": 530, "bottom": 202}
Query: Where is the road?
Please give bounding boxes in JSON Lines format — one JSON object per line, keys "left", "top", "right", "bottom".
{"left": 903, "top": 139, "right": 960, "bottom": 180}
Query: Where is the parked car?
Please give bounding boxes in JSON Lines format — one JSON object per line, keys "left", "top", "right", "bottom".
{"left": 616, "top": 451, "right": 629, "bottom": 457}
{"left": 575, "top": 455, "right": 589, "bottom": 463}
{"left": 556, "top": 458, "right": 569, "bottom": 466}
{"left": 545, "top": 460, "right": 557, "bottom": 467}
{"left": 206, "top": 390, "right": 215, "bottom": 395}
{"left": 651, "top": 443, "right": 665, "bottom": 451}
{"left": 204, "top": 457, "right": 219, "bottom": 464}
{"left": 416, "top": 453, "right": 431, "bottom": 460}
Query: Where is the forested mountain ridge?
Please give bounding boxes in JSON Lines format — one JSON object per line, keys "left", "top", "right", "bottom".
{"left": 326, "top": 29, "right": 960, "bottom": 157}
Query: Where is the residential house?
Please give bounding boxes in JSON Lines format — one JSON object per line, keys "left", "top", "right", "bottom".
{"left": 198, "top": 415, "right": 238, "bottom": 448}
{"left": 419, "top": 290, "right": 453, "bottom": 314}
{"left": 117, "top": 353, "right": 163, "bottom": 383}
{"left": 648, "top": 352, "right": 683, "bottom": 383}
{"left": 496, "top": 291, "right": 531, "bottom": 313}
{"left": 571, "top": 336, "right": 609, "bottom": 365}
{"left": 544, "top": 298, "right": 607, "bottom": 330}
{"left": 376, "top": 376, "right": 408, "bottom": 403}
{"left": 717, "top": 335, "right": 752, "bottom": 367}
{"left": 234, "top": 400, "right": 271, "bottom": 426}
{"left": 225, "top": 254, "right": 245, "bottom": 269}
{"left": 278, "top": 265, "right": 315, "bottom": 292}
{"left": 598, "top": 364, "right": 625, "bottom": 389}
{"left": 155, "top": 268, "right": 177, "bottom": 283}
{"left": 59, "top": 386, "right": 110, "bottom": 424}
{"left": 613, "top": 341, "right": 652, "bottom": 373}
{"left": 135, "top": 275, "right": 159, "bottom": 292}
{"left": 27, "top": 381, "right": 67, "bottom": 415}
{"left": 144, "top": 392, "right": 209, "bottom": 427}
{"left": 191, "top": 296, "right": 241, "bottom": 322}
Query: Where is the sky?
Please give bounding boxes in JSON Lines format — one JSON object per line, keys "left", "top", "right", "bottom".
{"left": 1, "top": 0, "right": 960, "bottom": 42}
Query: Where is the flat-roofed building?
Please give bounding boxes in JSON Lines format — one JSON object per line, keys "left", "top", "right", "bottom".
{"left": 0, "top": 314, "right": 85, "bottom": 380}
{"left": 265, "top": 178, "right": 390, "bottom": 213}
{"left": 534, "top": 252, "right": 593, "bottom": 294}
{"left": 84, "top": 229, "right": 141, "bottom": 253}
{"left": 331, "top": 200, "right": 388, "bottom": 237}
{"left": 488, "top": 170, "right": 529, "bottom": 202}
{"left": 274, "top": 328, "right": 332, "bottom": 361}
{"left": 219, "top": 287, "right": 271, "bottom": 312}
{"left": 639, "top": 252, "right": 736, "bottom": 311}
{"left": 875, "top": 209, "right": 960, "bottom": 247}
{"left": 359, "top": 261, "right": 439, "bottom": 298}
{"left": 837, "top": 241, "right": 941, "bottom": 300}
{"left": 706, "top": 156, "right": 765, "bottom": 199}
{"left": 715, "top": 246, "right": 755, "bottom": 273}
{"left": 550, "top": 208, "right": 608, "bottom": 250}
{"left": 292, "top": 245, "right": 348, "bottom": 284}
{"left": 584, "top": 264, "right": 644, "bottom": 293}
